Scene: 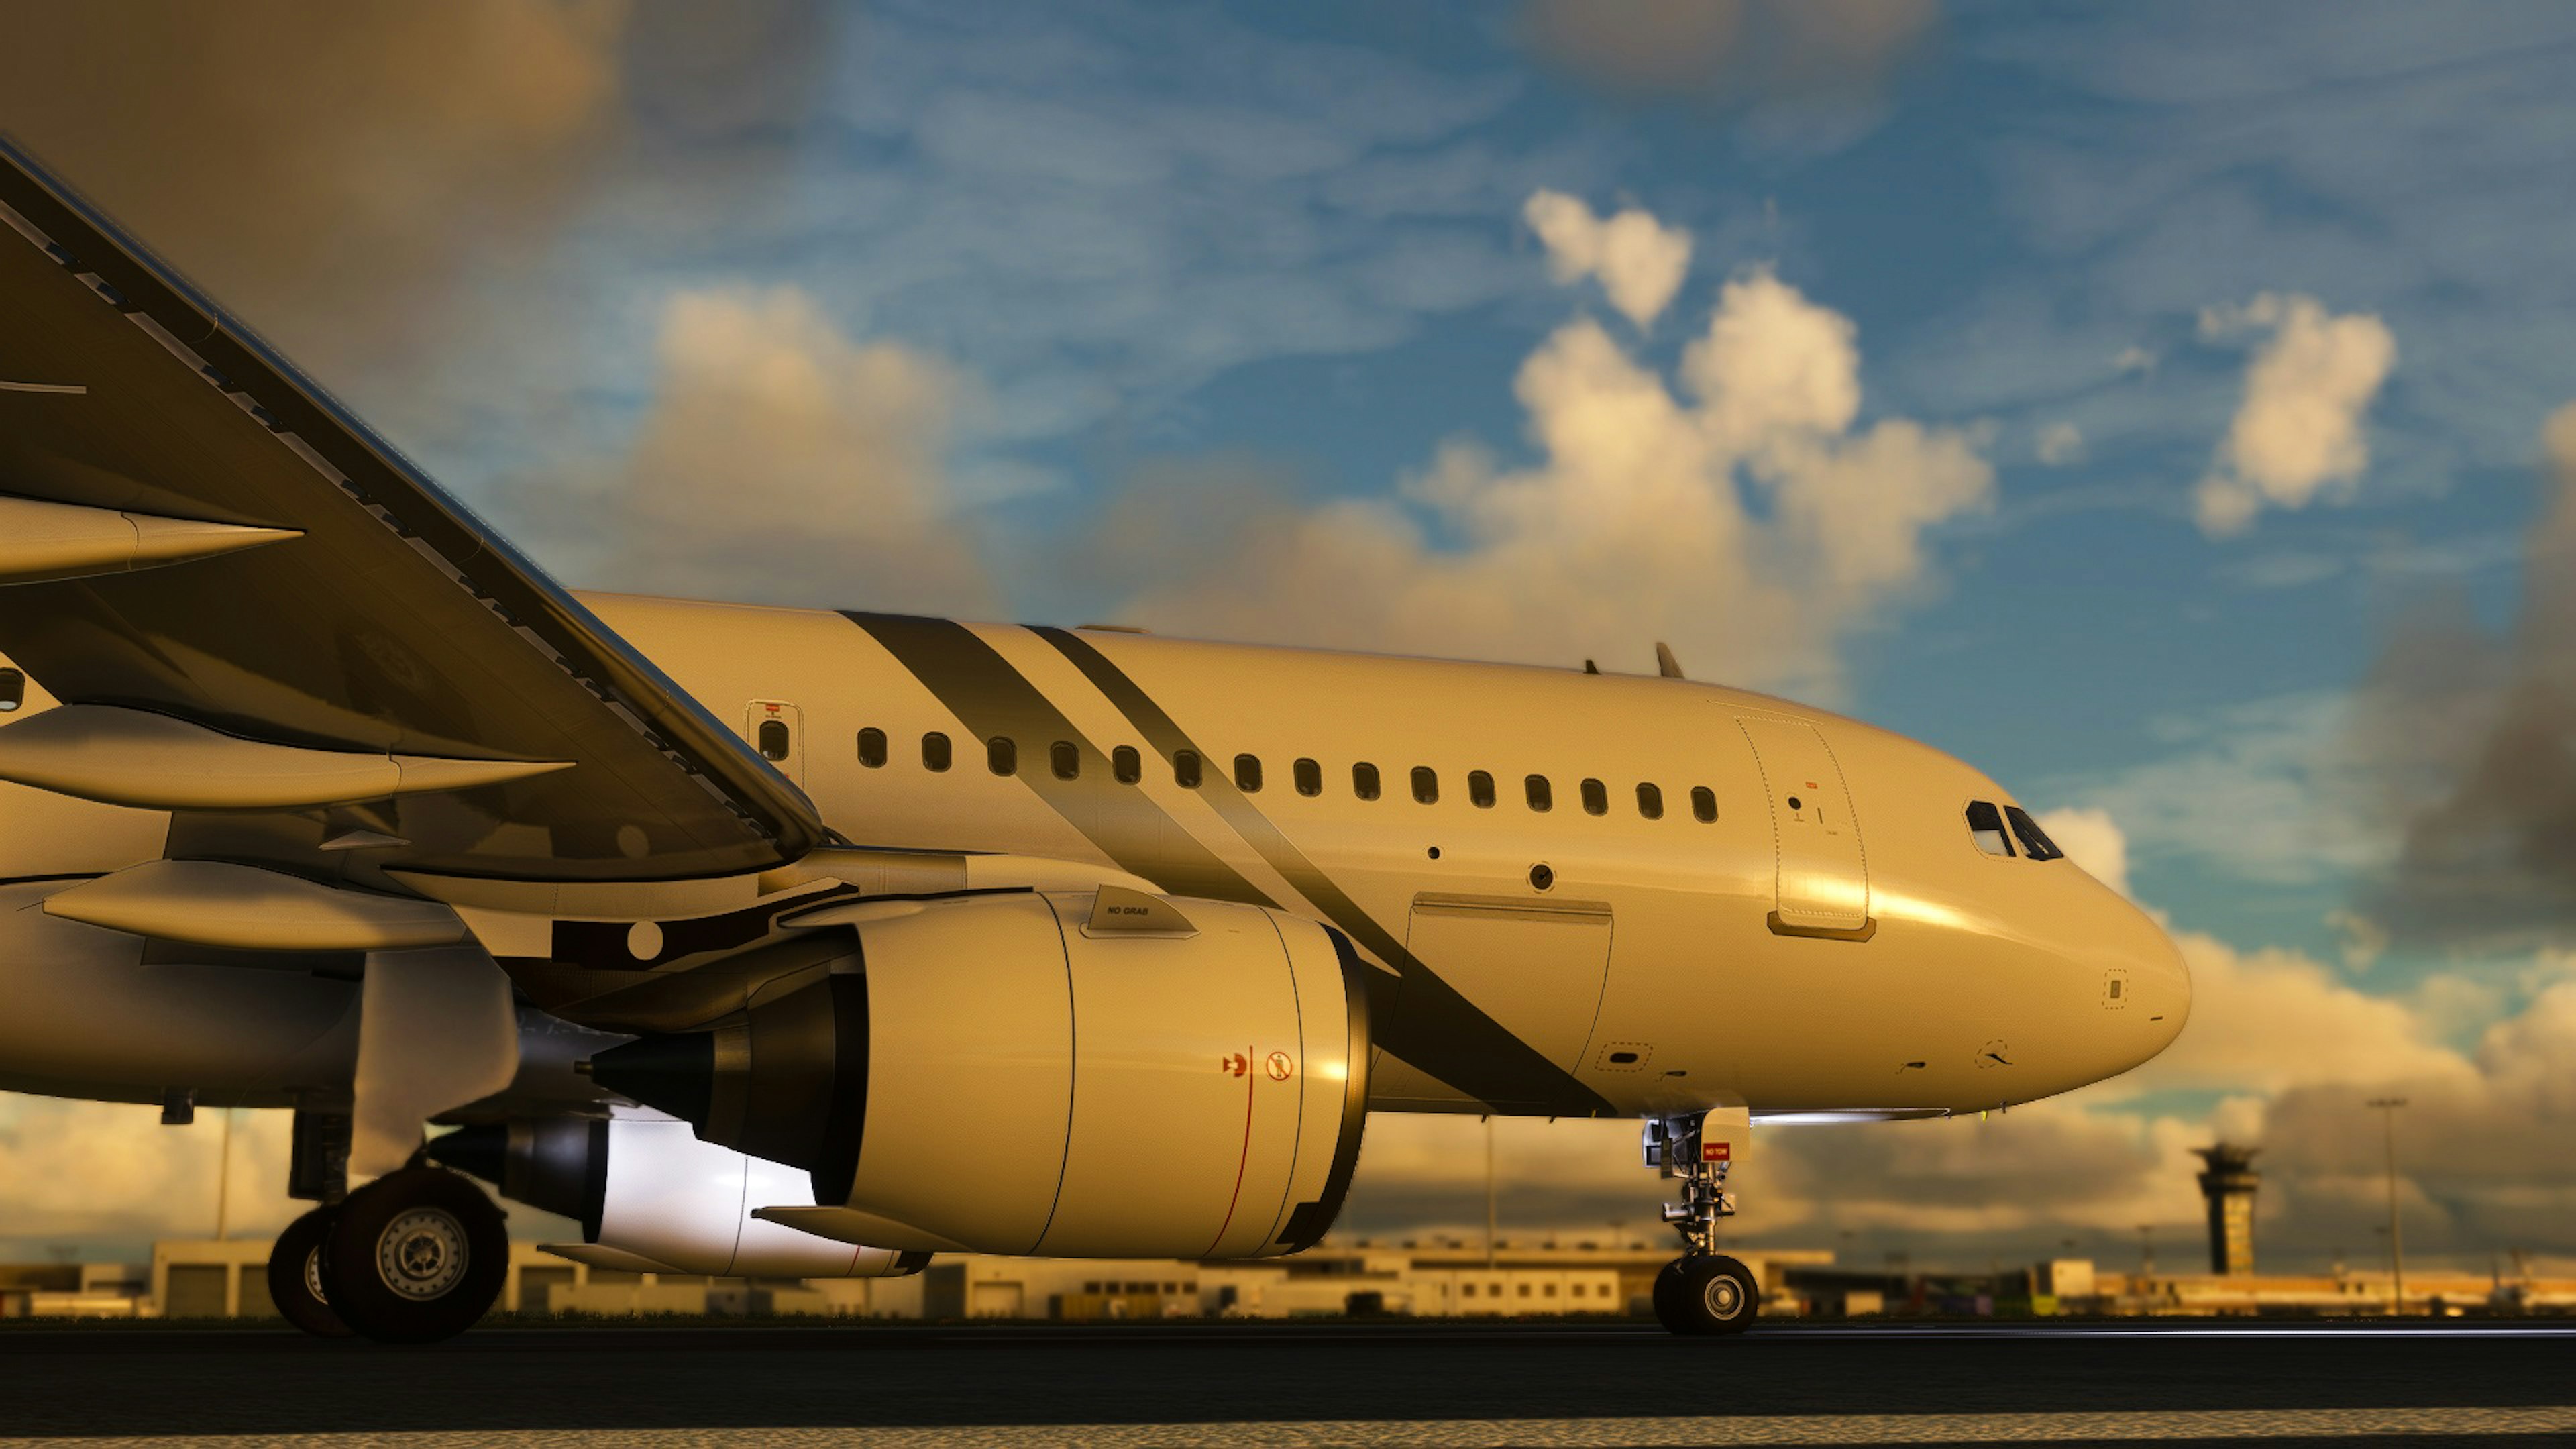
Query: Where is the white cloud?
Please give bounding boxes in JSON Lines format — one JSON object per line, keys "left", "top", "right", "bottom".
{"left": 2033, "top": 420, "right": 2086, "bottom": 466}
{"left": 533, "top": 286, "right": 998, "bottom": 614}
{"left": 2193, "top": 292, "right": 2398, "bottom": 536}
{"left": 1114, "top": 245, "right": 1994, "bottom": 700}
{"left": 0, "top": 1099, "right": 297, "bottom": 1260}
{"left": 2131, "top": 930, "right": 2471, "bottom": 1097}
{"left": 2035, "top": 806, "right": 2128, "bottom": 896}
{"left": 1523, "top": 189, "right": 1694, "bottom": 329}
{"left": 2112, "top": 345, "right": 2158, "bottom": 376}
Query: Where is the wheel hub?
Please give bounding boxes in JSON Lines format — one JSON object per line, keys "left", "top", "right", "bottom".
{"left": 302, "top": 1244, "right": 329, "bottom": 1306}
{"left": 376, "top": 1208, "right": 470, "bottom": 1301}
{"left": 1703, "top": 1273, "right": 1744, "bottom": 1320}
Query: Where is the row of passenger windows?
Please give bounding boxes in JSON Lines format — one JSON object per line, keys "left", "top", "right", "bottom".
{"left": 854, "top": 727, "right": 1719, "bottom": 823}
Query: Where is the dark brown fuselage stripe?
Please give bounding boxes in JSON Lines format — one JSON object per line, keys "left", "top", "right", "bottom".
{"left": 839, "top": 612, "right": 1275, "bottom": 908}
{"left": 1030, "top": 625, "right": 1614, "bottom": 1117}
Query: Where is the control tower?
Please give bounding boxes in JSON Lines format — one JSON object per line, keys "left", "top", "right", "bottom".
{"left": 2193, "top": 1143, "right": 2261, "bottom": 1276}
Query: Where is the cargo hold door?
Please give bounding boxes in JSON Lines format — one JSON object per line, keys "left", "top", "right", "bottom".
{"left": 1735, "top": 713, "right": 1870, "bottom": 937}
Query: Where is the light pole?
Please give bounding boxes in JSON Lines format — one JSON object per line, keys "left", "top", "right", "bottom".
{"left": 213, "top": 1105, "right": 235, "bottom": 1240}
{"left": 2367, "top": 1097, "right": 2408, "bottom": 1313}
{"left": 1483, "top": 1116, "right": 1497, "bottom": 1269}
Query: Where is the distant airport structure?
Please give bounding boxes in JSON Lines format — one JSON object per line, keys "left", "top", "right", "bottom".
{"left": 5, "top": 1238, "right": 2572, "bottom": 1322}
{"left": 2196, "top": 1143, "right": 2263, "bottom": 1275}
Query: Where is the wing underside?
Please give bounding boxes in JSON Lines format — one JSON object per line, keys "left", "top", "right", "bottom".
{"left": 0, "top": 136, "right": 820, "bottom": 881}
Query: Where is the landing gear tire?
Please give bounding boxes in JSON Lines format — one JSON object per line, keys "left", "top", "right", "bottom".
{"left": 267, "top": 1205, "right": 354, "bottom": 1339}
{"left": 323, "top": 1166, "right": 507, "bottom": 1344}
{"left": 1654, "top": 1255, "right": 1759, "bottom": 1336}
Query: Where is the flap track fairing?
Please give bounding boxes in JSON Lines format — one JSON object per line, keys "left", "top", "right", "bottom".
{"left": 0, "top": 703, "right": 572, "bottom": 810}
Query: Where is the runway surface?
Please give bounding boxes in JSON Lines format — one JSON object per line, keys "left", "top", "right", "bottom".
{"left": 3, "top": 1320, "right": 2572, "bottom": 1445}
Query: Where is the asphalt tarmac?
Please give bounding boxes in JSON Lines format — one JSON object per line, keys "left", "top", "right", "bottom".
{"left": 3, "top": 1320, "right": 2572, "bottom": 1446}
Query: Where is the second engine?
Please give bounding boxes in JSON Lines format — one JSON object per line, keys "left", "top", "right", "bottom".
{"left": 590, "top": 888, "right": 1372, "bottom": 1260}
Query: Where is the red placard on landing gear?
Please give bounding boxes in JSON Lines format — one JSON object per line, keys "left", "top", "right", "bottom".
{"left": 1702, "top": 1141, "right": 1731, "bottom": 1163}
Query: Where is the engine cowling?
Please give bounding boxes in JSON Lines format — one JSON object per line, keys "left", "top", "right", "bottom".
{"left": 428, "top": 1114, "right": 926, "bottom": 1279}
{"left": 591, "top": 889, "right": 1372, "bottom": 1260}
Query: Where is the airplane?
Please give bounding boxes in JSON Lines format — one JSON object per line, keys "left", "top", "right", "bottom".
{"left": 0, "top": 136, "right": 2189, "bottom": 1342}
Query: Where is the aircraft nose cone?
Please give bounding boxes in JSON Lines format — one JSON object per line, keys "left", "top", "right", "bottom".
{"left": 2106, "top": 896, "right": 2190, "bottom": 1069}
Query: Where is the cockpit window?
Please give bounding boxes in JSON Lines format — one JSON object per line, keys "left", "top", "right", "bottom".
{"left": 1965, "top": 800, "right": 2015, "bottom": 857}
{"left": 2004, "top": 805, "right": 2064, "bottom": 861}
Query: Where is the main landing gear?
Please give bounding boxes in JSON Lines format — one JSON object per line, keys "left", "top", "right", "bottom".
{"left": 1644, "top": 1108, "right": 1760, "bottom": 1336}
{"left": 267, "top": 1165, "right": 508, "bottom": 1344}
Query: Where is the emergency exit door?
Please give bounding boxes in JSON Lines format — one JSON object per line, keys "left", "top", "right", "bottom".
{"left": 747, "top": 700, "right": 804, "bottom": 787}
{"left": 1735, "top": 713, "right": 1870, "bottom": 936}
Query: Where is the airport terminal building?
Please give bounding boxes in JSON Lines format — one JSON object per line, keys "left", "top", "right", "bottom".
{"left": 7, "top": 1240, "right": 2573, "bottom": 1322}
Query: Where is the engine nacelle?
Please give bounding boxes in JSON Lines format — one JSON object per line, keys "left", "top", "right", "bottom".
{"left": 592, "top": 890, "right": 1371, "bottom": 1260}
{"left": 429, "top": 1114, "right": 926, "bottom": 1279}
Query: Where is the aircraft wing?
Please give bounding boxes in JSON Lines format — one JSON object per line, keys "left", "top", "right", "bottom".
{"left": 0, "top": 136, "right": 822, "bottom": 881}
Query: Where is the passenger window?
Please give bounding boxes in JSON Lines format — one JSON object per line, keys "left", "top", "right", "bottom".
{"left": 1174, "top": 749, "right": 1203, "bottom": 788}
{"left": 2004, "top": 805, "right": 2065, "bottom": 861}
{"left": 757, "top": 719, "right": 790, "bottom": 761}
{"left": 1525, "top": 775, "right": 1552, "bottom": 812}
{"left": 987, "top": 736, "right": 1016, "bottom": 776}
{"left": 1580, "top": 777, "right": 1607, "bottom": 816}
{"left": 1113, "top": 745, "right": 1141, "bottom": 784}
{"left": 1294, "top": 757, "right": 1322, "bottom": 796}
{"left": 1636, "top": 782, "right": 1663, "bottom": 820}
{"left": 1, "top": 667, "right": 24, "bottom": 711}
{"left": 1966, "top": 800, "right": 2015, "bottom": 857}
{"left": 1235, "top": 753, "right": 1263, "bottom": 792}
{"left": 922, "top": 732, "right": 951, "bottom": 772}
{"left": 1468, "top": 771, "right": 1496, "bottom": 809}
{"left": 856, "top": 727, "right": 887, "bottom": 769}
{"left": 1690, "top": 786, "right": 1717, "bottom": 823}
{"left": 1051, "top": 740, "right": 1079, "bottom": 780}
{"left": 1354, "top": 762, "right": 1381, "bottom": 800}
{"left": 1411, "top": 767, "right": 1438, "bottom": 805}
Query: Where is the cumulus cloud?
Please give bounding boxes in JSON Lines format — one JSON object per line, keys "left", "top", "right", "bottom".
{"left": 2035, "top": 806, "right": 2127, "bottom": 896}
{"left": 0, "top": 2, "right": 837, "bottom": 402}
{"left": 0, "top": 1099, "right": 296, "bottom": 1261}
{"left": 2033, "top": 420, "right": 2086, "bottom": 466}
{"left": 2139, "top": 930, "right": 2471, "bottom": 1097}
{"left": 2193, "top": 293, "right": 2398, "bottom": 536}
{"left": 2360, "top": 402, "right": 2576, "bottom": 948}
{"left": 1110, "top": 215, "right": 1994, "bottom": 699}
{"left": 1523, "top": 190, "right": 1693, "bottom": 329}
{"left": 1519, "top": 0, "right": 1937, "bottom": 104}
{"left": 532, "top": 286, "right": 998, "bottom": 614}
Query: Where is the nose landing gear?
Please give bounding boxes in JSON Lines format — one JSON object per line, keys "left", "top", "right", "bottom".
{"left": 1644, "top": 1108, "right": 1760, "bottom": 1335}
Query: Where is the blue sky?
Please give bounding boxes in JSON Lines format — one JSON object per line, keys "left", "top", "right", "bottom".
{"left": 5, "top": 0, "right": 2575, "bottom": 1271}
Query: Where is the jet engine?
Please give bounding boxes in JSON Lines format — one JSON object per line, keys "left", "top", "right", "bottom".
{"left": 427, "top": 1114, "right": 926, "bottom": 1279}
{"left": 590, "top": 889, "right": 1372, "bottom": 1260}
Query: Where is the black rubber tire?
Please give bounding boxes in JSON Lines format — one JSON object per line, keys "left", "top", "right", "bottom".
{"left": 323, "top": 1167, "right": 508, "bottom": 1344}
{"left": 267, "top": 1204, "right": 354, "bottom": 1338}
{"left": 1652, "top": 1254, "right": 1760, "bottom": 1336}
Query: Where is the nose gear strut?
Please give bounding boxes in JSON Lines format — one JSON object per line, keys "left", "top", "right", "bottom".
{"left": 1643, "top": 1107, "right": 1761, "bottom": 1335}
{"left": 1645, "top": 1109, "right": 1740, "bottom": 1255}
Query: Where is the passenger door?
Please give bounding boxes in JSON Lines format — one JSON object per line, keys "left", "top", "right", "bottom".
{"left": 1734, "top": 713, "right": 1870, "bottom": 935}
